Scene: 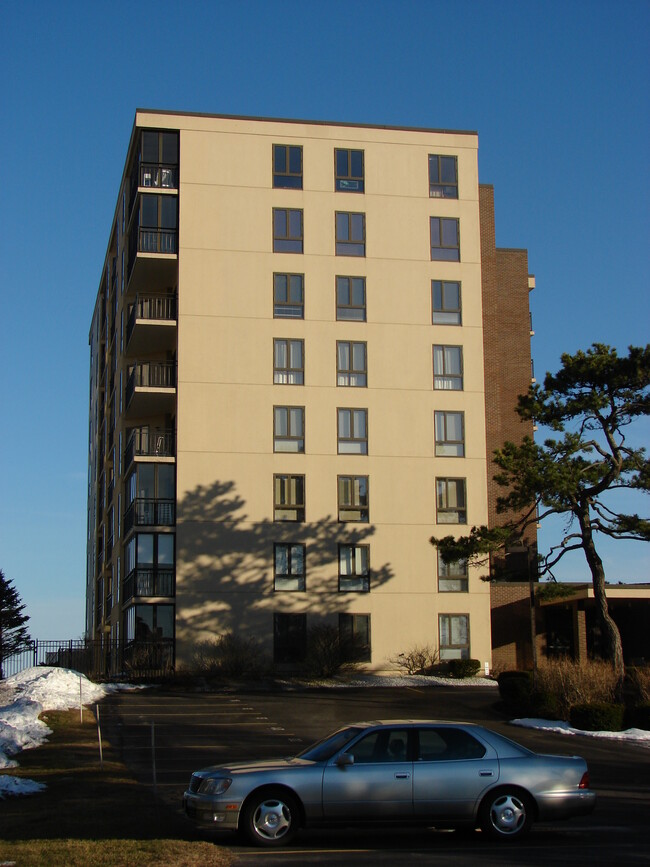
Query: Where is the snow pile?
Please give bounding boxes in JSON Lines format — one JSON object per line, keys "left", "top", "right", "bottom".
{"left": 0, "top": 666, "right": 134, "bottom": 798}
{"left": 511, "top": 717, "right": 650, "bottom": 746}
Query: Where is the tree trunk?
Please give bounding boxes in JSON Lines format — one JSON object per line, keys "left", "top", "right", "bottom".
{"left": 577, "top": 505, "right": 625, "bottom": 695}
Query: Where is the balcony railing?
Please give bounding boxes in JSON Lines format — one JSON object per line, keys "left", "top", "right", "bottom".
{"left": 126, "top": 295, "right": 177, "bottom": 346}
{"left": 130, "top": 162, "right": 178, "bottom": 205}
{"left": 125, "top": 361, "right": 176, "bottom": 407}
{"left": 124, "top": 497, "right": 175, "bottom": 534}
{"left": 123, "top": 567, "right": 175, "bottom": 602}
{"left": 125, "top": 428, "right": 175, "bottom": 467}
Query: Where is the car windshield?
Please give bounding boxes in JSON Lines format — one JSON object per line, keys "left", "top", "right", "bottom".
{"left": 296, "top": 726, "right": 364, "bottom": 762}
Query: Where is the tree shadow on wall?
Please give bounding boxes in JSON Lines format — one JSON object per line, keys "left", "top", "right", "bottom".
{"left": 174, "top": 479, "right": 395, "bottom": 653}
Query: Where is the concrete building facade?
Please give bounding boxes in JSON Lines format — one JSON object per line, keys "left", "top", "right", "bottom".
{"left": 86, "top": 111, "right": 535, "bottom": 673}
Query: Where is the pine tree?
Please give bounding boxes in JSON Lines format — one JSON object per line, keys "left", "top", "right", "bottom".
{"left": 0, "top": 569, "right": 31, "bottom": 679}
{"left": 431, "top": 344, "right": 650, "bottom": 689}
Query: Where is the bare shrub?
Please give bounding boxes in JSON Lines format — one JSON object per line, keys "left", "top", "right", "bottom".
{"left": 190, "top": 633, "right": 267, "bottom": 679}
{"left": 536, "top": 659, "right": 618, "bottom": 719}
{"left": 391, "top": 645, "right": 440, "bottom": 675}
{"left": 304, "top": 625, "right": 346, "bottom": 678}
{"left": 625, "top": 667, "right": 650, "bottom": 703}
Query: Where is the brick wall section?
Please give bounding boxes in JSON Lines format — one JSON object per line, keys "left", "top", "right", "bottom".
{"left": 490, "top": 582, "right": 545, "bottom": 670}
{"left": 479, "top": 184, "right": 536, "bottom": 543}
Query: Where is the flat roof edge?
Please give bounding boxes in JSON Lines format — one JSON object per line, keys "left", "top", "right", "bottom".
{"left": 134, "top": 108, "right": 478, "bottom": 137}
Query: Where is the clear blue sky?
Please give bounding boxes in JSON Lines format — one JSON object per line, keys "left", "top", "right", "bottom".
{"left": 1, "top": 0, "right": 648, "bottom": 639}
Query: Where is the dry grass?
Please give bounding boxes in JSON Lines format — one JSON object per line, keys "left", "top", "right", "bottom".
{"left": 0, "top": 709, "right": 232, "bottom": 867}
{"left": 536, "top": 658, "right": 618, "bottom": 718}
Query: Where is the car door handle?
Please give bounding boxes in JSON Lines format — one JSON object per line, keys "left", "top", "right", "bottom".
{"left": 395, "top": 773, "right": 411, "bottom": 779}
{"left": 479, "top": 770, "right": 494, "bottom": 777}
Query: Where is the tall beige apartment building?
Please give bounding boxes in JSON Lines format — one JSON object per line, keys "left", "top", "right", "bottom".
{"left": 87, "top": 110, "right": 535, "bottom": 673}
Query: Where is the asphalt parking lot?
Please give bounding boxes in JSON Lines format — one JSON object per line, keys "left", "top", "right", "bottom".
{"left": 100, "top": 684, "right": 650, "bottom": 866}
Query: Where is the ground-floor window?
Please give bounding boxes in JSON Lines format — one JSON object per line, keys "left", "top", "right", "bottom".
{"left": 339, "top": 613, "right": 371, "bottom": 662}
{"left": 273, "top": 613, "right": 307, "bottom": 663}
{"left": 124, "top": 603, "right": 174, "bottom": 642}
{"left": 439, "top": 613, "right": 469, "bottom": 659}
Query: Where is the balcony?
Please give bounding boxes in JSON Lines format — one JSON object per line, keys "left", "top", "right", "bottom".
{"left": 130, "top": 163, "right": 178, "bottom": 204}
{"left": 123, "top": 567, "right": 175, "bottom": 602}
{"left": 127, "top": 220, "right": 177, "bottom": 297}
{"left": 124, "top": 497, "right": 175, "bottom": 535}
{"left": 125, "top": 361, "right": 176, "bottom": 418}
{"left": 125, "top": 427, "right": 175, "bottom": 468}
{"left": 126, "top": 295, "right": 177, "bottom": 356}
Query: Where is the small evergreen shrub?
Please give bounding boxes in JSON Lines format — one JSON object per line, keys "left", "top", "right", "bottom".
{"left": 625, "top": 702, "right": 650, "bottom": 731}
{"left": 569, "top": 702, "right": 625, "bottom": 732}
{"left": 448, "top": 658, "right": 481, "bottom": 679}
{"left": 497, "top": 671, "right": 533, "bottom": 713}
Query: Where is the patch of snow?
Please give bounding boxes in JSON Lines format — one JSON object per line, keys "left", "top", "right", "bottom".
{"left": 510, "top": 717, "right": 650, "bottom": 746}
{"left": 0, "top": 667, "right": 138, "bottom": 798}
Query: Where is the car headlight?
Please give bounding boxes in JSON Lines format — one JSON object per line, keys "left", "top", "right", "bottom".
{"left": 199, "top": 777, "right": 233, "bottom": 795}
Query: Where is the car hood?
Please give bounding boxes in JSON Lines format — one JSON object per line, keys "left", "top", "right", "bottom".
{"left": 197, "top": 757, "right": 314, "bottom": 776}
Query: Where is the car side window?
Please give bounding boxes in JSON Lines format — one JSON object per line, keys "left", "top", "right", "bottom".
{"left": 346, "top": 729, "right": 410, "bottom": 763}
{"left": 417, "top": 727, "right": 486, "bottom": 761}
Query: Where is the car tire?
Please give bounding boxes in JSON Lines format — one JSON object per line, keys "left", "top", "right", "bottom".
{"left": 479, "top": 788, "right": 534, "bottom": 841}
{"left": 240, "top": 788, "right": 300, "bottom": 847}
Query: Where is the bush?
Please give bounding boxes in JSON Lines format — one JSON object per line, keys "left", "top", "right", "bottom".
{"left": 569, "top": 702, "right": 625, "bottom": 732}
{"left": 497, "top": 671, "right": 533, "bottom": 713}
{"left": 190, "top": 633, "right": 267, "bottom": 679}
{"left": 448, "top": 658, "right": 481, "bottom": 679}
{"left": 535, "top": 659, "right": 617, "bottom": 720}
{"left": 624, "top": 667, "right": 650, "bottom": 705}
{"left": 304, "top": 625, "right": 346, "bottom": 678}
{"left": 625, "top": 702, "right": 650, "bottom": 731}
{"left": 390, "top": 645, "right": 440, "bottom": 675}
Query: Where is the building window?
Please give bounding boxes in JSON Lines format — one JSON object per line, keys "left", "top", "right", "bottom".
{"left": 124, "top": 603, "right": 174, "bottom": 643}
{"left": 336, "top": 276, "right": 366, "bottom": 321}
{"left": 438, "top": 553, "right": 468, "bottom": 592}
{"left": 338, "top": 408, "right": 368, "bottom": 454}
{"left": 273, "top": 208, "right": 303, "bottom": 253}
{"left": 274, "top": 406, "right": 305, "bottom": 453}
{"left": 274, "top": 273, "right": 304, "bottom": 319}
{"left": 337, "top": 341, "right": 367, "bottom": 387}
{"left": 432, "top": 280, "right": 462, "bottom": 325}
{"left": 436, "top": 478, "right": 467, "bottom": 524}
{"left": 274, "top": 613, "right": 307, "bottom": 663}
{"left": 123, "top": 532, "right": 175, "bottom": 600}
{"left": 433, "top": 345, "right": 463, "bottom": 390}
{"left": 339, "top": 613, "right": 371, "bottom": 662}
{"left": 137, "top": 194, "right": 178, "bottom": 253}
{"left": 430, "top": 217, "right": 460, "bottom": 262}
{"left": 273, "top": 144, "right": 303, "bottom": 189}
{"left": 434, "top": 411, "right": 465, "bottom": 457}
{"left": 339, "top": 544, "right": 370, "bottom": 592}
{"left": 274, "top": 339, "right": 304, "bottom": 384}
{"left": 274, "top": 474, "right": 305, "bottom": 522}
{"left": 338, "top": 475, "right": 369, "bottom": 522}
{"left": 274, "top": 543, "right": 306, "bottom": 591}
{"left": 428, "top": 155, "right": 458, "bottom": 198}
{"left": 439, "top": 614, "right": 470, "bottom": 660}
{"left": 336, "top": 212, "right": 365, "bottom": 256}
{"left": 335, "top": 148, "right": 364, "bottom": 192}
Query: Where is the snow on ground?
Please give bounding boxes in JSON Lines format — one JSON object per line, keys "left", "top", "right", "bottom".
{"left": 0, "top": 667, "right": 138, "bottom": 798}
{"left": 0, "top": 667, "right": 648, "bottom": 799}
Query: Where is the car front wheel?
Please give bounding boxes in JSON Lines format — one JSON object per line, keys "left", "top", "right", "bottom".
{"left": 241, "top": 789, "right": 300, "bottom": 847}
{"left": 479, "top": 788, "right": 533, "bottom": 840}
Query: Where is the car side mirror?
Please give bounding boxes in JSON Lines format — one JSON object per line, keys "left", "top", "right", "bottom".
{"left": 336, "top": 753, "right": 354, "bottom": 767}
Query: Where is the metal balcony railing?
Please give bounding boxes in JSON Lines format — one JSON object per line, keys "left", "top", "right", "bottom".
{"left": 123, "top": 567, "right": 175, "bottom": 602}
{"left": 124, "top": 498, "right": 175, "bottom": 534}
{"left": 126, "top": 295, "right": 177, "bottom": 345}
{"left": 125, "top": 361, "right": 176, "bottom": 407}
{"left": 125, "top": 428, "right": 175, "bottom": 467}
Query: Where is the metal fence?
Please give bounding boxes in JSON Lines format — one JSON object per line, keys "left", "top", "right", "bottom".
{"left": 1, "top": 639, "right": 174, "bottom": 682}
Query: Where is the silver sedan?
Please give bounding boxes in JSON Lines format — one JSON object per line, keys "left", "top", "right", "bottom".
{"left": 183, "top": 720, "right": 596, "bottom": 846}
